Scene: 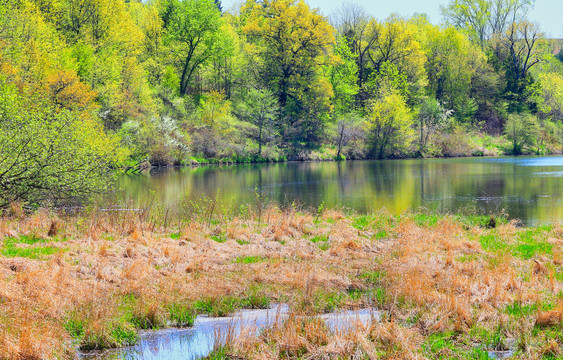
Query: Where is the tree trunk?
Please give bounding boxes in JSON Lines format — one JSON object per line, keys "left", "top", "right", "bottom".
{"left": 258, "top": 118, "right": 263, "bottom": 157}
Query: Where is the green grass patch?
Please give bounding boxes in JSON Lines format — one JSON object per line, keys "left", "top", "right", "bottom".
{"left": 359, "top": 270, "right": 384, "bottom": 285}
{"left": 513, "top": 226, "right": 553, "bottom": 259}
{"left": 4, "top": 234, "right": 67, "bottom": 245}
{"left": 205, "top": 347, "right": 229, "bottom": 360}
{"left": 456, "top": 254, "right": 479, "bottom": 263}
{"left": 479, "top": 226, "right": 553, "bottom": 259}
{"left": 513, "top": 242, "right": 552, "bottom": 259}
{"left": 310, "top": 234, "right": 328, "bottom": 243}
{"left": 374, "top": 287, "right": 386, "bottom": 305}
{"left": 240, "top": 285, "right": 271, "bottom": 309}
{"left": 352, "top": 215, "right": 371, "bottom": 230}
{"left": 312, "top": 290, "right": 346, "bottom": 312}
{"left": 109, "top": 324, "right": 139, "bottom": 347}
{"left": 1, "top": 246, "right": 61, "bottom": 259}
{"left": 347, "top": 288, "right": 369, "bottom": 301}
{"left": 233, "top": 255, "right": 267, "bottom": 264}
{"left": 194, "top": 286, "right": 270, "bottom": 317}
{"left": 210, "top": 234, "right": 227, "bottom": 243}
{"left": 194, "top": 297, "right": 240, "bottom": 317}
{"left": 166, "top": 302, "right": 195, "bottom": 327}
{"left": 358, "top": 270, "right": 387, "bottom": 304}
{"left": 505, "top": 301, "right": 538, "bottom": 317}
{"left": 1, "top": 235, "right": 67, "bottom": 259}
{"left": 310, "top": 234, "right": 330, "bottom": 250}
{"left": 456, "top": 214, "right": 507, "bottom": 229}
{"left": 479, "top": 233, "right": 507, "bottom": 252}
{"left": 413, "top": 213, "right": 440, "bottom": 227}
{"left": 422, "top": 331, "right": 458, "bottom": 358}
{"left": 64, "top": 312, "right": 86, "bottom": 339}
{"left": 318, "top": 241, "right": 331, "bottom": 251}
{"left": 422, "top": 331, "right": 491, "bottom": 359}
{"left": 470, "top": 326, "right": 510, "bottom": 351}
{"left": 374, "top": 230, "right": 388, "bottom": 240}
{"left": 64, "top": 306, "right": 139, "bottom": 350}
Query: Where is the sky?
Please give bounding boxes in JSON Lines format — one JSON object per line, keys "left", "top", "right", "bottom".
{"left": 222, "top": 0, "right": 563, "bottom": 38}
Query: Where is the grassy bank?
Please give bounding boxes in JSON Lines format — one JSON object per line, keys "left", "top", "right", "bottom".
{"left": 0, "top": 204, "right": 562, "bottom": 359}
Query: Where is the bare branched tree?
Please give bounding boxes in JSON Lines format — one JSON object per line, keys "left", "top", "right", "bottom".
{"left": 331, "top": 3, "right": 379, "bottom": 101}
{"left": 502, "top": 20, "right": 543, "bottom": 82}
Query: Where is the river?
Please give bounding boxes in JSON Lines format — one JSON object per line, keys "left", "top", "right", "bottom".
{"left": 115, "top": 156, "right": 563, "bottom": 226}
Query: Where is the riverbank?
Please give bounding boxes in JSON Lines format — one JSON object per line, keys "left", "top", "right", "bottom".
{"left": 1, "top": 205, "right": 562, "bottom": 359}
{"left": 142, "top": 134, "right": 562, "bottom": 169}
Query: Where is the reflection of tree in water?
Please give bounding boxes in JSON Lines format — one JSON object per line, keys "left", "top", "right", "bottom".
{"left": 360, "top": 161, "right": 417, "bottom": 213}
{"left": 272, "top": 162, "right": 335, "bottom": 210}
{"left": 115, "top": 158, "right": 563, "bottom": 224}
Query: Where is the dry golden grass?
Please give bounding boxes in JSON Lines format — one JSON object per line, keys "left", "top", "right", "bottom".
{"left": 209, "top": 213, "right": 563, "bottom": 359}
{"left": 0, "top": 206, "right": 562, "bottom": 359}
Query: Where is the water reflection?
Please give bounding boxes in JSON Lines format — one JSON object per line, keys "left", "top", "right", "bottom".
{"left": 79, "top": 305, "right": 379, "bottom": 360}
{"left": 114, "top": 156, "right": 563, "bottom": 225}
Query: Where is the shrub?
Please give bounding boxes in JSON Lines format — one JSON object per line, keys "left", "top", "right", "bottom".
{"left": 0, "top": 76, "right": 121, "bottom": 208}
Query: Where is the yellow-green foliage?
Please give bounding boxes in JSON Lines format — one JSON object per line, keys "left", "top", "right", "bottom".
{"left": 0, "top": 0, "right": 561, "bottom": 177}
{"left": 366, "top": 91, "right": 414, "bottom": 159}
{"left": 242, "top": 0, "right": 335, "bottom": 144}
{"left": 536, "top": 72, "right": 563, "bottom": 122}
{"left": 0, "top": 75, "right": 122, "bottom": 208}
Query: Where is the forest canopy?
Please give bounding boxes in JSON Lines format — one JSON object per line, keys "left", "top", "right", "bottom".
{"left": 1, "top": 0, "right": 562, "bottom": 206}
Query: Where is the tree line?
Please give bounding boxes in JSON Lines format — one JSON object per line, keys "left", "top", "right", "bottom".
{"left": 1, "top": 0, "right": 562, "bottom": 206}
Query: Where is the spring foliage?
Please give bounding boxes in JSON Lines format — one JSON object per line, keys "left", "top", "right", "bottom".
{"left": 0, "top": 0, "right": 562, "bottom": 206}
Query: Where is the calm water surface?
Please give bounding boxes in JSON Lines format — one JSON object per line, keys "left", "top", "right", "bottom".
{"left": 116, "top": 156, "right": 563, "bottom": 225}
{"left": 79, "top": 305, "right": 379, "bottom": 360}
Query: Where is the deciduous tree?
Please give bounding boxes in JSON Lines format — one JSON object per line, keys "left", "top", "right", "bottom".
{"left": 366, "top": 90, "right": 414, "bottom": 159}
{"left": 535, "top": 73, "right": 563, "bottom": 122}
{"left": 504, "top": 113, "right": 539, "bottom": 154}
{"left": 441, "top": 0, "right": 533, "bottom": 47}
{"left": 417, "top": 97, "right": 454, "bottom": 155}
{"left": 162, "top": 0, "right": 226, "bottom": 95}
{"left": 501, "top": 20, "right": 543, "bottom": 103}
{"left": 235, "top": 87, "right": 279, "bottom": 157}
{"left": 242, "top": 0, "right": 335, "bottom": 147}
{"left": 332, "top": 112, "right": 363, "bottom": 160}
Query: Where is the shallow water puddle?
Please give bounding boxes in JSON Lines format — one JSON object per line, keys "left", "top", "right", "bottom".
{"left": 487, "top": 349, "right": 515, "bottom": 359}
{"left": 78, "top": 304, "right": 380, "bottom": 360}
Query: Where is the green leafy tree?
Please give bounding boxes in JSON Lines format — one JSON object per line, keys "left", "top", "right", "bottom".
{"left": 162, "top": 0, "right": 226, "bottom": 95}
{"left": 366, "top": 90, "right": 414, "bottom": 159}
{"left": 198, "top": 90, "right": 232, "bottom": 131}
{"left": 536, "top": 119, "right": 563, "bottom": 154}
{"left": 367, "top": 61, "right": 409, "bottom": 101}
{"left": 236, "top": 88, "right": 279, "bottom": 157}
{"left": 469, "top": 55, "right": 505, "bottom": 132}
{"left": 420, "top": 23, "right": 484, "bottom": 121}
{"left": 365, "top": 15, "right": 427, "bottom": 105}
{"left": 327, "top": 35, "right": 359, "bottom": 114}
{"left": 504, "top": 113, "right": 539, "bottom": 154}
{"left": 331, "top": 3, "right": 377, "bottom": 105}
{"left": 242, "top": 0, "right": 335, "bottom": 147}
{"left": 535, "top": 72, "right": 563, "bottom": 122}
{"left": 500, "top": 20, "right": 543, "bottom": 110}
